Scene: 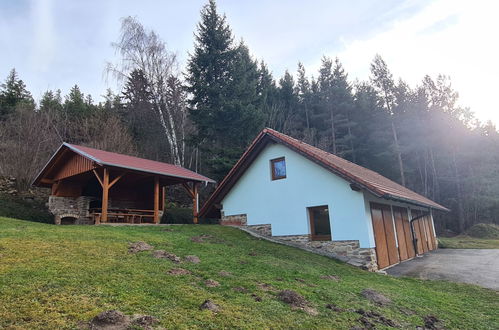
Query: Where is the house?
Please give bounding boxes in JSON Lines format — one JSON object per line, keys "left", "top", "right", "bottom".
{"left": 200, "top": 128, "right": 449, "bottom": 271}
{"left": 33, "top": 143, "right": 214, "bottom": 225}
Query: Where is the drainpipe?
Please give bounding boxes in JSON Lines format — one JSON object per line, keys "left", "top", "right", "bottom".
{"left": 409, "top": 209, "right": 430, "bottom": 256}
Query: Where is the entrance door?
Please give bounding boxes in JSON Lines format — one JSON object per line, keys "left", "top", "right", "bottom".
{"left": 393, "top": 206, "right": 415, "bottom": 261}
{"left": 308, "top": 206, "right": 331, "bottom": 241}
{"left": 370, "top": 203, "right": 399, "bottom": 269}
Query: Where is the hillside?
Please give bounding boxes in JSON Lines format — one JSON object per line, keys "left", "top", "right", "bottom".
{"left": 0, "top": 217, "right": 497, "bottom": 329}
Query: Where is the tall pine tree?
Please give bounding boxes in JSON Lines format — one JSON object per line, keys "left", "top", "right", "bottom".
{"left": 186, "top": 0, "right": 263, "bottom": 180}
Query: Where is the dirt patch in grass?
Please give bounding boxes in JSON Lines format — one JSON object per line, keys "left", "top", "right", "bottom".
{"left": 152, "top": 250, "right": 181, "bottom": 263}
{"left": 128, "top": 242, "right": 153, "bottom": 254}
{"left": 320, "top": 275, "right": 340, "bottom": 281}
{"left": 219, "top": 271, "right": 231, "bottom": 277}
{"left": 251, "top": 293, "right": 262, "bottom": 302}
{"left": 233, "top": 286, "right": 249, "bottom": 293}
{"left": 90, "top": 310, "right": 129, "bottom": 329}
{"left": 190, "top": 234, "right": 224, "bottom": 244}
{"left": 200, "top": 299, "right": 220, "bottom": 312}
{"left": 130, "top": 315, "right": 159, "bottom": 330}
{"left": 184, "top": 255, "right": 200, "bottom": 263}
{"left": 167, "top": 268, "right": 192, "bottom": 276}
{"left": 248, "top": 251, "right": 258, "bottom": 256}
{"left": 422, "top": 315, "right": 444, "bottom": 330}
{"left": 257, "top": 282, "right": 276, "bottom": 292}
{"left": 278, "top": 290, "right": 308, "bottom": 308}
{"left": 355, "top": 309, "right": 398, "bottom": 328}
{"left": 89, "top": 310, "right": 159, "bottom": 330}
{"left": 278, "top": 290, "right": 317, "bottom": 316}
{"left": 325, "top": 303, "right": 345, "bottom": 312}
{"left": 205, "top": 279, "right": 220, "bottom": 287}
{"left": 361, "top": 288, "right": 391, "bottom": 306}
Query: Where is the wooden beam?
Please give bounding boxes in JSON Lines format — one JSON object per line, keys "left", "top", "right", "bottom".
{"left": 192, "top": 182, "right": 199, "bottom": 224}
{"left": 182, "top": 182, "right": 195, "bottom": 199}
{"left": 51, "top": 181, "right": 60, "bottom": 196}
{"left": 109, "top": 172, "right": 125, "bottom": 189}
{"left": 153, "top": 176, "right": 160, "bottom": 224}
{"left": 93, "top": 169, "right": 103, "bottom": 187}
{"left": 161, "top": 186, "right": 166, "bottom": 211}
{"left": 101, "top": 168, "right": 109, "bottom": 224}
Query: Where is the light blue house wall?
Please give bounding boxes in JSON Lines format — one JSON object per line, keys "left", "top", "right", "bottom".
{"left": 221, "top": 143, "right": 375, "bottom": 248}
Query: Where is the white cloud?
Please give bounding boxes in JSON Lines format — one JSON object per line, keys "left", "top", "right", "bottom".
{"left": 30, "top": 0, "right": 56, "bottom": 72}
{"left": 312, "top": 0, "right": 499, "bottom": 124}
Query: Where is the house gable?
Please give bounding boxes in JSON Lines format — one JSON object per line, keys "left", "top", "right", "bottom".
{"left": 221, "top": 143, "right": 374, "bottom": 247}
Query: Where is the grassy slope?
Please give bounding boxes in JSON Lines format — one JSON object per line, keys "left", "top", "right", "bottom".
{"left": 0, "top": 218, "right": 497, "bottom": 329}
{"left": 439, "top": 236, "right": 499, "bottom": 249}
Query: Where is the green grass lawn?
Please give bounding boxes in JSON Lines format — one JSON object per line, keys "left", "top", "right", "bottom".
{"left": 0, "top": 217, "right": 497, "bottom": 329}
{"left": 439, "top": 236, "right": 499, "bottom": 249}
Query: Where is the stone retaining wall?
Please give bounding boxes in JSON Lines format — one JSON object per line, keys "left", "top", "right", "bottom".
{"left": 220, "top": 213, "right": 248, "bottom": 226}
{"left": 224, "top": 218, "right": 378, "bottom": 271}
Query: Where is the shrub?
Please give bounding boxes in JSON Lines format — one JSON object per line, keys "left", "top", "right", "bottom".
{"left": 466, "top": 223, "right": 499, "bottom": 239}
{"left": 0, "top": 194, "right": 52, "bottom": 223}
{"left": 161, "top": 206, "right": 194, "bottom": 224}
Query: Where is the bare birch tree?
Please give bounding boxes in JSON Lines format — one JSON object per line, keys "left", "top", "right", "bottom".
{"left": 107, "top": 17, "right": 187, "bottom": 165}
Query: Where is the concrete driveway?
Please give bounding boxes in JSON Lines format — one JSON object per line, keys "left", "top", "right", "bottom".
{"left": 387, "top": 249, "right": 499, "bottom": 290}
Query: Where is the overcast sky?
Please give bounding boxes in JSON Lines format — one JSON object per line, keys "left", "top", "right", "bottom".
{"left": 1, "top": 0, "right": 498, "bottom": 124}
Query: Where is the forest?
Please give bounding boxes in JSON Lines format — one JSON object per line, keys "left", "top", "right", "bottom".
{"left": 1, "top": 0, "right": 498, "bottom": 233}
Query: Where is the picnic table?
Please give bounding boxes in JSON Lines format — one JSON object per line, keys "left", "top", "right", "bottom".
{"left": 90, "top": 208, "right": 155, "bottom": 224}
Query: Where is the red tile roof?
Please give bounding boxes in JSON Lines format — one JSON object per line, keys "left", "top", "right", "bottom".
{"left": 34, "top": 143, "right": 214, "bottom": 185}
{"left": 200, "top": 128, "right": 448, "bottom": 217}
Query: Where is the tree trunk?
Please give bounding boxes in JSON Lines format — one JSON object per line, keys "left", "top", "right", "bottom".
{"left": 452, "top": 149, "right": 465, "bottom": 233}
{"left": 390, "top": 118, "right": 406, "bottom": 186}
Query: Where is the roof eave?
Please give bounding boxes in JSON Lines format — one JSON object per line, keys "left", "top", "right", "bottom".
{"left": 66, "top": 143, "right": 215, "bottom": 184}
{"left": 383, "top": 194, "right": 450, "bottom": 212}
{"left": 31, "top": 143, "right": 67, "bottom": 187}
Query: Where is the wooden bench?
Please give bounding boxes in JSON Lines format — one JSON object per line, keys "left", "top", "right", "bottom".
{"left": 90, "top": 208, "right": 156, "bottom": 224}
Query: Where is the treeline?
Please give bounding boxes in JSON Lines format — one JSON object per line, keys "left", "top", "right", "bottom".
{"left": 1, "top": 0, "right": 498, "bottom": 233}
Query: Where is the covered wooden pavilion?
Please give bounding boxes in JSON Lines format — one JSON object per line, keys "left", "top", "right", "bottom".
{"left": 33, "top": 143, "right": 215, "bottom": 225}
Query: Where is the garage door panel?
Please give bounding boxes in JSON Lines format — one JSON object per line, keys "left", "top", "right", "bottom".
{"left": 371, "top": 203, "right": 400, "bottom": 269}
{"left": 402, "top": 212, "right": 416, "bottom": 258}
{"left": 418, "top": 219, "right": 429, "bottom": 253}
{"left": 382, "top": 207, "right": 399, "bottom": 265}
{"left": 393, "top": 207, "right": 410, "bottom": 261}
{"left": 428, "top": 217, "right": 438, "bottom": 250}
{"left": 371, "top": 207, "right": 390, "bottom": 269}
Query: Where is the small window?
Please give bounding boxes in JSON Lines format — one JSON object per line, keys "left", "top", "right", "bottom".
{"left": 308, "top": 206, "right": 332, "bottom": 241}
{"left": 270, "top": 157, "right": 286, "bottom": 180}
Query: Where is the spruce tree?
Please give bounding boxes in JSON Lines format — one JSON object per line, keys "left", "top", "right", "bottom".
{"left": 186, "top": 0, "right": 264, "bottom": 179}
{"left": 0, "top": 68, "right": 34, "bottom": 120}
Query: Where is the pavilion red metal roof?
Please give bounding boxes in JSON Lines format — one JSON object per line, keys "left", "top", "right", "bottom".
{"left": 33, "top": 143, "right": 215, "bottom": 185}
{"left": 200, "top": 128, "right": 449, "bottom": 217}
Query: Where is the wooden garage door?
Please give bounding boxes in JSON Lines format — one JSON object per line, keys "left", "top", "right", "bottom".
{"left": 410, "top": 210, "right": 425, "bottom": 254}
{"left": 393, "top": 206, "right": 415, "bottom": 261}
{"left": 410, "top": 210, "right": 439, "bottom": 254}
{"left": 422, "top": 215, "right": 438, "bottom": 251}
{"left": 370, "top": 203, "right": 399, "bottom": 269}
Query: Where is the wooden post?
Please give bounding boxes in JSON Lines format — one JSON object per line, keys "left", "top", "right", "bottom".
{"left": 162, "top": 186, "right": 166, "bottom": 211}
{"left": 192, "top": 182, "right": 199, "bottom": 224}
{"left": 101, "top": 168, "right": 109, "bottom": 223}
{"left": 154, "top": 176, "right": 160, "bottom": 224}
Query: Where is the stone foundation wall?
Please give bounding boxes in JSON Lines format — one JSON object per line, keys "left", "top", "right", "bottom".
{"left": 220, "top": 213, "right": 248, "bottom": 226}
{"left": 246, "top": 224, "right": 272, "bottom": 237}
{"left": 240, "top": 223, "right": 377, "bottom": 271}
{"left": 219, "top": 215, "right": 378, "bottom": 271}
